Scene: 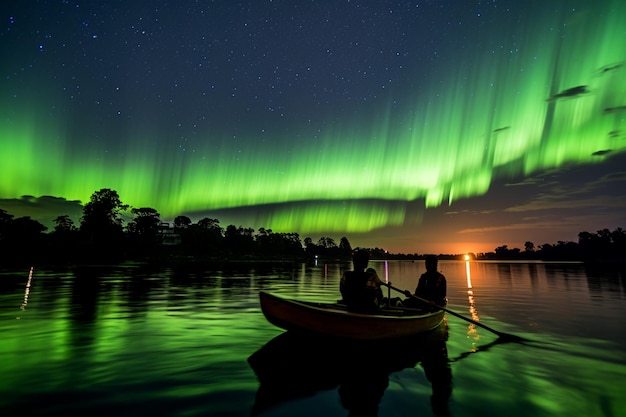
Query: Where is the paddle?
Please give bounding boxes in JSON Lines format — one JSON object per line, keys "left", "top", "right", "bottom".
{"left": 381, "top": 282, "right": 525, "bottom": 343}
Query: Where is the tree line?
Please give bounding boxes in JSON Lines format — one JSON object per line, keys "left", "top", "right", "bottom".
{"left": 1, "top": 188, "right": 624, "bottom": 266}
{"left": 0, "top": 188, "right": 357, "bottom": 266}
{"left": 482, "top": 228, "right": 626, "bottom": 262}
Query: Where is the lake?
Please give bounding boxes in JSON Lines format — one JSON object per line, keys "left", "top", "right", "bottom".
{"left": 1, "top": 260, "right": 625, "bottom": 417}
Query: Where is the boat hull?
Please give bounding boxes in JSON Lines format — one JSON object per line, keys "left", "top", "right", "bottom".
{"left": 259, "top": 291, "right": 445, "bottom": 340}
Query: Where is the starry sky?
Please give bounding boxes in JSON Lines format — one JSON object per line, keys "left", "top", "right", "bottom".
{"left": 1, "top": 0, "right": 625, "bottom": 255}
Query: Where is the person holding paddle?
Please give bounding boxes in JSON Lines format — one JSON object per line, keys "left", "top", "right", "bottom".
{"left": 404, "top": 255, "right": 447, "bottom": 310}
{"left": 381, "top": 257, "right": 525, "bottom": 342}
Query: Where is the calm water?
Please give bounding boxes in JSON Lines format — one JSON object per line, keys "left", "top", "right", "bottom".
{"left": 1, "top": 260, "right": 625, "bottom": 417}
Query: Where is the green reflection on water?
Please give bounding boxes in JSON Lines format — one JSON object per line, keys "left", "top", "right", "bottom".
{"left": 447, "top": 333, "right": 626, "bottom": 417}
{"left": 0, "top": 262, "right": 624, "bottom": 417}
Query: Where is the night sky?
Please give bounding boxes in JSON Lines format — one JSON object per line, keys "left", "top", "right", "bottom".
{"left": 2, "top": 0, "right": 625, "bottom": 254}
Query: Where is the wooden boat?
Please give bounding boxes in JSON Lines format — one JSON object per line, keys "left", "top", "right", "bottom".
{"left": 259, "top": 291, "right": 445, "bottom": 340}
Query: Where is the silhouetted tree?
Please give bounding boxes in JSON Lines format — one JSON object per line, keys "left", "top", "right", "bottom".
{"left": 179, "top": 217, "right": 224, "bottom": 256}
{"left": 556, "top": 241, "right": 578, "bottom": 259}
{"left": 197, "top": 217, "right": 222, "bottom": 232}
{"left": 494, "top": 245, "right": 521, "bottom": 259}
{"left": 315, "top": 236, "right": 339, "bottom": 258}
{"left": 255, "top": 227, "right": 274, "bottom": 256}
{"left": 521, "top": 241, "right": 535, "bottom": 259}
{"left": 317, "top": 237, "right": 337, "bottom": 249}
{"left": 494, "top": 245, "right": 509, "bottom": 257}
{"left": 127, "top": 208, "right": 160, "bottom": 235}
{"left": 303, "top": 236, "right": 319, "bottom": 258}
{"left": 0, "top": 209, "right": 14, "bottom": 242}
{"left": 197, "top": 217, "right": 224, "bottom": 254}
{"left": 595, "top": 229, "right": 613, "bottom": 257}
{"left": 54, "top": 215, "right": 76, "bottom": 233}
{"left": 578, "top": 228, "right": 626, "bottom": 261}
{"left": 279, "top": 232, "right": 304, "bottom": 257}
{"left": 126, "top": 207, "right": 162, "bottom": 254}
{"left": 11, "top": 216, "right": 47, "bottom": 239}
{"left": 48, "top": 215, "right": 79, "bottom": 263}
{"left": 578, "top": 231, "right": 597, "bottom": 260}
{"left": 80, "top": 188, "right": 129, "bottom": 258}
{"left": 254, "top": 229, "right": 304, "bottom": 258}
{"left": 369, "top": 247, "right": 389, "bottom": 259}
{"left": 339, "top": 236, "right": 352, "bottom": 259}
{"left": 174, "top": 215, "right": 192, "bottom": 230}
{"left": 1, "top": 216, "right": 48, "bottom": 264}
{"left": 224, "top": 225, "right": 255, "bottom": 256}
{"left": 173, "top": 215, "right": 194, "bottom": 253}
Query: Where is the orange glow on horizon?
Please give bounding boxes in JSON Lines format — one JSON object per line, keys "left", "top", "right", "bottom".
{"left": 429, "top": 243, "right": 497, "bottom": 256}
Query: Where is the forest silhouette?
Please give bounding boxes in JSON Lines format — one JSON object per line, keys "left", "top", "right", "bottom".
{"left": 1, "top": 188, "right": 624, "bottom": 267}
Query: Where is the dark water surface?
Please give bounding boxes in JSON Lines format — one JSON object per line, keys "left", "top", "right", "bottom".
{"left": 1, "top": 260, "right": 625, "bottom": 416}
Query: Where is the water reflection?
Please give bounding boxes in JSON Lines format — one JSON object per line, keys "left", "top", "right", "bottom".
{"left": 465, "top": 260, "right": 481, "bottom": 348}
{"left": 497, "top": 263, "right": 512, "bottom": 286}
{"left": 528, "top": 263, "right": 539, "bottom": 290}
{"left": 248, "top": 323, "right": 452, "bottom": 417}
{"left": 69, "top": 267, "right": 104, "bottom": 351}
{"left": 17, "top": 266, "right": 34, "bottom": 318}
{"left": 584, "top": 263, "right": 626, "bottom": 299}
{"left": 1, "top": 261, "right": 624, "bottom": 416}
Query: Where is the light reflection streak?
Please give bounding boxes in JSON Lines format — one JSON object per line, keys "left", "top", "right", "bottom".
{"left": 465, "top": 260, "right": 481, "bottom": 350}
{"left": 17, "top": 266, "right": 34, "bottom": 319}
{"left": 384, "top": 260, "right": 389, "bottom": 283}
{"left": 383, "top": 260, "right": 391, "bottom": 300}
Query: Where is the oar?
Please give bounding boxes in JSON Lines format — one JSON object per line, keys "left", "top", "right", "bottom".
{"left": 381, "top": 282, "right": 525, "bottom": 343}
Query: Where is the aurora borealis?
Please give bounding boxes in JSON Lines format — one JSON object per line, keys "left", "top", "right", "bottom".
{"left": 1, "top": 1, "right": 625, "bottom": 254}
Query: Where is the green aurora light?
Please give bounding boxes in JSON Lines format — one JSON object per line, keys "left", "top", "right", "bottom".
{"left": 1, "top": 2, "right": 625, "bottom": 233}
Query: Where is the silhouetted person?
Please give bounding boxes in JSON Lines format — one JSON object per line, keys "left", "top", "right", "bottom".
{"left": 405, "top": 255, "right": 447, "bottom": 310}
{"left": 417, "top": 255, "right": 447, "bottom": 306}
{"left": 340, "top": 251, "right": 383, "bottom": 312}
